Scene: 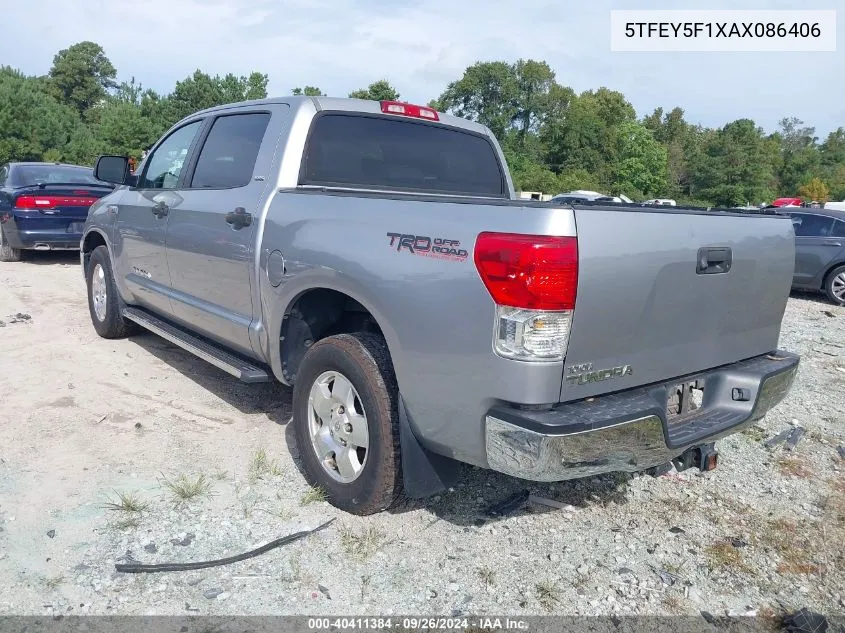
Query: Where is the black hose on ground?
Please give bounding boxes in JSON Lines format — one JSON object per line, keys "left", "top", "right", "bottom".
{"left": 114, "top": 518, "right": 335, "bottom": 574}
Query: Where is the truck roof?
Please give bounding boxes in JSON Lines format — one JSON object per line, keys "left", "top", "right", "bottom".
{"left": 184, "top": 96, "right": 491, "bottom": 136}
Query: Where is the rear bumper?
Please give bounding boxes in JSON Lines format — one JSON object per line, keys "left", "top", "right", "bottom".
{"left": 485, "top": 350, "right": 799, "bottom": 482}
{"left": 1, "top": 217, "right": 82, "bottom": 250}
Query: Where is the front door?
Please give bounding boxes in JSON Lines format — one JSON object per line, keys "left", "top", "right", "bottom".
{"left": 164, "top": 110, "right": 275, "bottom": 357}
{"left": 113, "top": 120, "right": 204, "bottom": 316}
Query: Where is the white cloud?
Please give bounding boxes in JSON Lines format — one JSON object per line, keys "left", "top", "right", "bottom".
{"left": 1, "top": 0, "right": 842, "bottom": 135}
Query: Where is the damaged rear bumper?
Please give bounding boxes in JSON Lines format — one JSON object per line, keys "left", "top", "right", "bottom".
{"left": 485, "top": 350, "right": 799, "bottom": 482}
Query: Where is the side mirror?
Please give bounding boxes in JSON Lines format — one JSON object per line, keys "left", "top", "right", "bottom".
{"left": 94, "top": 155, "right": 131, "bottom": 185}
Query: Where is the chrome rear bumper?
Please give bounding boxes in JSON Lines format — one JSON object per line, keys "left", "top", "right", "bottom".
{"left": 485, "top": 351, "right": 799, "bottom": 482}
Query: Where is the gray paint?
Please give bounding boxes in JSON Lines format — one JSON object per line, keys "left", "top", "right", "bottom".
{"left": 82, "top": 95, "right": 797, "bottom": 472}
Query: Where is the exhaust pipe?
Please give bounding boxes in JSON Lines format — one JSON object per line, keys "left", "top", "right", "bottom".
{"left": 32, "top": 243, "right": 51, "bottom": 251}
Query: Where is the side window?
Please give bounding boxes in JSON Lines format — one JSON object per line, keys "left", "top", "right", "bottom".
{"left": 190, "top": 113, "right": 271, "bottom": 189}
{"left": 791, "top": 213, "right": 835, "bottom": 237}
{"left": 832, "top": 220, "right": 845, "bottom": 238}
{"left": 139, "top": 121, "right": 203, "bottom": 190}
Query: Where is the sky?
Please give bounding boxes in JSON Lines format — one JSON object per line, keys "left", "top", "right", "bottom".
{"left": 1, "top": 0, "right": 842, "bottom": 137}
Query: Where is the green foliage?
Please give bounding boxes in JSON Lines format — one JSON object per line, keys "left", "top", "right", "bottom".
{"left": 1, "top": 44, "right": 843, "bottom": 206}
{"left": 349, "top": 80, "right": 399, "bottom": 101}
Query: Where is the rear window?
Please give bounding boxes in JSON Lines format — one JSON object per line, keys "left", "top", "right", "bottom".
{"left": 11, "top": 164, "right": 101, "bottom": 187}
{"left": 300, "top": 113, "right": 506, "bottom": 197}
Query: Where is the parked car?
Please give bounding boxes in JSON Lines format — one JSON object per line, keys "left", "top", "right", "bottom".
{"left": 642, "top": 198, "right": 677, "bottom": 206}
{"left": 0, "top": 162, "right": 114, "bottom": 262}
{"left": 81, "top": 96, "right": 799, "bottom": 515}
{"left": 784, "top": 208, "right": 845, "bottom": 305}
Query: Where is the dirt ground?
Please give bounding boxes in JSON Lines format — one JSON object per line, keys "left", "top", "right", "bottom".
{"left": 0, "top": 252, "right": 843, "bottom": 618}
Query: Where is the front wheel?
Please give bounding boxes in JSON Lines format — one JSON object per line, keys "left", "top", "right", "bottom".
{"left": 86, "top": 246, "right": 137, "bottom": 338}
{"left": 0, "top": 225, "right": 21, "bottom": 262}
{"left": 824, "top": 265, "right": 845, "bottom": 306}
{"left": 292, "top": 333, "right": 402, "bottom": 515}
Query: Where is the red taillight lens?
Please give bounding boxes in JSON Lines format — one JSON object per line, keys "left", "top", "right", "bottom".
{"left": 380, "top": 100, "right": 439, "bottom": 121}
{"left": 15, "top": 195, "right": 98, "bottom": 209}
{"left": 474, "top": 232, "right": 578, "bottom": 311}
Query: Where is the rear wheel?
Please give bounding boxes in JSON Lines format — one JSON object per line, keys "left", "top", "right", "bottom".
{"left": 86, "top": 246, "right": 137, "bottom": 338}
{"left": 292, "top": 333, "right": 402, "bottom": 515}
{"left": 0, "top": 225, "right": 21, "bottom": 262}
{"left": 824, "top": 265, "right": 845, "bottom": 306}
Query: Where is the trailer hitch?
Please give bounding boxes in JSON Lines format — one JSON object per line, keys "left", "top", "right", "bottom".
{"left": 672, "top": 442, "right": 719, "bottom": 473}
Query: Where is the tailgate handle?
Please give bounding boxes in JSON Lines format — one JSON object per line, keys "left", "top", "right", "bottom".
{"left": 697, "top": 247, "right": 732, "bottom": 275}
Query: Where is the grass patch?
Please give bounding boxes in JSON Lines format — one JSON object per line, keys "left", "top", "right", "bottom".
{"left": 662, "top": 594, "right": 685, "bottom": 614}
{"left": 44, "top": 575, "right": 64, "bottom": 590}
{"left": 213, "top": 469, "right": 229, "bottom": 481}
{"left": 535, "top": 580, "right": 561, "bottom": 611}
{"left": 777, "top": 456, "right": 813, "bottom": 478}
{"left": 705, "top": 541, "right": 746, "bottom": 571}
{"left": 742, "top": 426, "right": 767, "bottom": 442}
{"left": 300, "top": 485, "right": 327, "bottom": 505}
{"left": 110, "top": 515, "right": 141, "bottom": 530}
{"left": 103, "top": 490, "right": 149, "bottom": 513}
{"left": 160, "top": 472, "right": 214, "bottom": 504}
{"left": 477, "top": 567, "right": 496, "bottom": 587}
{"left": 341, "top": 525, "right": 386, "bottom": 560}
{"left": 759, "top": 518, "right": 825, "bottom": 575}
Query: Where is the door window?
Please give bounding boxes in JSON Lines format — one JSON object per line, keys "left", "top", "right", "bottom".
{"left": 832, "top": 220, "right": 845, "bottom": 238}
{"left": 190, "top": 113, "right": 271, "bottom": 189}
{"left": 139, "top": 121, "right": 203, "bottom": 190}
{"left": 790, "top": 213, "right": 835, "bottom": 237}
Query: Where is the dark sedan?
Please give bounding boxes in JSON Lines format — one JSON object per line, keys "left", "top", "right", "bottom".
{"left": 0, "top": 162, "right": 115, "bottom": 262}
{"left": 785, "top": 207, "right": 845, "bottom": 305}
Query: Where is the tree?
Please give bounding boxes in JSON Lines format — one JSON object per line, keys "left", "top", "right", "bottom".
{"left": 349, "top": 80, "right": 400, "bottom": 102}
{"left": 776, "top": 117, "right": 820, "bottom": 195}
{"left": 0, "top": 66, "right": 79, "bottom": 165}
{"left": 798, "top": 177, "right": 830, "bottom": 202}
{"left": 292, "top": 86, "right": 324, "bottom": 96}
{"left": 48, "top": 41, "right": 117, "bottom": 115}
{"left": 611, "top": 121, "right": 667, "bottom": 197}
{"left": 166, "top": 70, "right": 268, "bottom": 122}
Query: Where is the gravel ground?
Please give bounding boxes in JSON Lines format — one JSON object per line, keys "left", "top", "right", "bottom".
{"left": 0, "top": 253, "right": 843, "bottom": 618}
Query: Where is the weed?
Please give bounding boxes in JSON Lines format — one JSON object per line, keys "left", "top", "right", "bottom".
{"left": 477, "top": 566, "right": 496, "bottom": 587}
{"left": 742, "top": 426, "right": 767, "bottom": 442}
{"left": 341, "top": 525, "right": 386, "bottom": 560}
{"left": 44, "top": 575, "right": 64, "bottom": 590}
{"left": 705, "top": 542, "right": 746, "bottom": 571}
{"left": 160, "top": 472, "right": 214, "bottom": 504}
{"left": 759, "top": 518, "right": 825, "bottom": 575}
{"left": 777, "top": 456, "right": 813, "bottom": 478}
{"left": 535, "top": 580, "right": 561, "bottom": 611}
{"left": 249, "top": 449, "right": 271, "bottom": 480}
{"left": 110, "top": 515, "right": 140, "bottom": 530}
{"left": 213, "top": 469, "right": 229, "bottom": 481}
{"left": 300, "top": 486, "right": 327, "bottom": 505}
{"left": 103, "top": 490, "right": 149, "bottom": 513}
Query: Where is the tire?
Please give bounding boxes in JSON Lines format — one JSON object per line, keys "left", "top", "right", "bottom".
{"left": 86, "top": 245, "right": 137, "bottom": 338}
{"left": 292, "top": 333, "right": 402, "bottom": 515}
{"left": 824, "top": 265, "right": 845, "bottom": 306}
{"left": 0, "top": 225, "right": 22, "bottom": 262}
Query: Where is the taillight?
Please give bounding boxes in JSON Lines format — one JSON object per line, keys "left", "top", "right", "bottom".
{"left": 380, "top": 100, "right": 439, "bottom": 121}
{"left": 15, "top": 195, "right": 98, "bottom": 209}
{"left": 474, "top": 232, "right": 578, "bottom": 362}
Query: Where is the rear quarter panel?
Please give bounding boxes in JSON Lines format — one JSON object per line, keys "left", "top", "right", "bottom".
{"left": 258, "top": 192, "right": 575, "bottom": 466}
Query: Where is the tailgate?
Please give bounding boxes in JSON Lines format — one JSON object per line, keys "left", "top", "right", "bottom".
{"left": 561, "top": 208, "right": 795, "bottom": 402}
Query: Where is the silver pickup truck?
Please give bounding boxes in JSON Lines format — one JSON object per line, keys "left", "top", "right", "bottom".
{"left": 82, "top": 96, "right": 800, "bottom": 515}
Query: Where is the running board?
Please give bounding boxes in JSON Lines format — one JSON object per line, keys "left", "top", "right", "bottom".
{"left": 122, "top": 307, "right": 270, "bottom": 383}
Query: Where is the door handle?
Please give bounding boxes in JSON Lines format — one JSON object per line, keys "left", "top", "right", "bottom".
{"left": 822, "top": 239, "right": 843, "bottom": 247}
{"left": 225, "top": 207, "right": 252, "bottom": 229}
{"left": 151, "top": 200, "right": 169, "bottom": 218}
{"left": 696, "top": 247, "right": 732, "bottom": 275}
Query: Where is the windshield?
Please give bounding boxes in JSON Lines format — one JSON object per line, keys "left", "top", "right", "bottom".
{"left": 11, "top": 164, "right": 102, "bottom": 187}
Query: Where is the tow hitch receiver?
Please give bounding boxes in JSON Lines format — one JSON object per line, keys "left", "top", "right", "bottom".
{"left": 672, "top": 442, "right": 719, "bottom": 473}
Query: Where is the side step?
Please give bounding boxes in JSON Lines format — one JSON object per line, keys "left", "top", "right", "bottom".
{"left": 122, "top": 307, "right": 270, "bottom": 383}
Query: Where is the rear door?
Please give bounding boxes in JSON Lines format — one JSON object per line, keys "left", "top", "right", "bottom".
{"left": 113, "top": 119, "right": 205, "bottom": 316}
{"left": 788, "top": 212, "right": 845, "bottom": 287}
{"left": 561, "top": 207, "right": 795, "bottom": 401}
{"left": 164, "top": 107, "right": 281, "bottom": 357}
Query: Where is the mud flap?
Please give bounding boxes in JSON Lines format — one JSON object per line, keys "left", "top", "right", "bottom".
{"left": 398, "top": 394, "right": 462, "bottom": 498}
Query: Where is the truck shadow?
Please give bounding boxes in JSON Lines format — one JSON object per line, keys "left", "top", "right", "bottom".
{"left": 127, "top": 333, "right": 292, "bottom": 425}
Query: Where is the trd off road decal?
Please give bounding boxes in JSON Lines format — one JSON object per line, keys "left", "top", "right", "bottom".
{"left": 386, "top": 232, "right": 468, "bottom": 261}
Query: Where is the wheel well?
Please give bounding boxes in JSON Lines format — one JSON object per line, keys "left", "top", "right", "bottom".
{"left": 280, "top": 288, "right": 384, "bottom": 383}
{"left": 81, "top": 231, "right": 107, "bottom": 273}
